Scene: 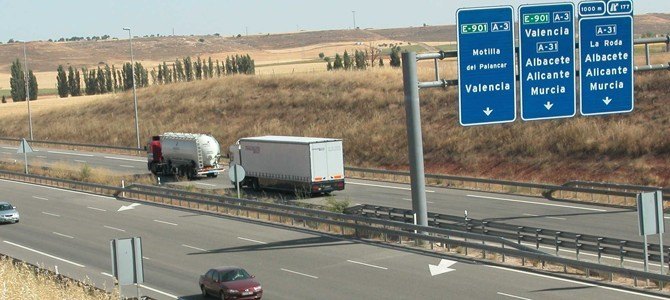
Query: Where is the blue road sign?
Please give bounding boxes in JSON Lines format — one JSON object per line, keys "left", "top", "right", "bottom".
{"left": 579, "top": 0, "right": 634, "bottom": 116}
{"left": 457, "top": 6, "right": 516, "bottom": 126}
{"left": 519, "top": 3, "right": 576, "bottom": 121}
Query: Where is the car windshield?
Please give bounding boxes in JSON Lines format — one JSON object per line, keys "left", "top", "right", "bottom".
{"left": 0, "top": 204, "right": 13, "bottom": 211}
{"left": 221, "top": 269, "right": 251, "bottom": 282}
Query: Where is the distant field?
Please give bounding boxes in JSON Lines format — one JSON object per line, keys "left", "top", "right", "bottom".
{"left": 0, "top": 88, "right": 57, "bottom": 99}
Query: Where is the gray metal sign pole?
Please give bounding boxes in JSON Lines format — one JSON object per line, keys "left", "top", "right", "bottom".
{"left": 23, "top": 142, "right": 28, "bottom": 174}
{"left": 401, "top": 51, "right": 428, "bottom": 228}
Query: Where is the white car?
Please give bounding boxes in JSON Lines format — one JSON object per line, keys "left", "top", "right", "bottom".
{"left": 0, "top": 202, "right": 19, "bottom": 224}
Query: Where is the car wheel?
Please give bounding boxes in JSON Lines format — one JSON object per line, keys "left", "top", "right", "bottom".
{"left": 220, "top": 291, "right": 227, "bottom": 300}
{"left": 200, "top": 285, "right": 207, "bottom": 298}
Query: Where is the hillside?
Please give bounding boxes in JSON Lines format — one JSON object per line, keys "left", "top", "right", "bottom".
{"left": 0, "top": 69, "right": 668, "bottom": 187}
{"left": 0, "top": 13, "right": 668, "bottom": 73}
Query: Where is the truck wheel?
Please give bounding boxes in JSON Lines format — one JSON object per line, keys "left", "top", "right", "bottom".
{"left": 252, "top": 178, "right": 261, "bottom": 191}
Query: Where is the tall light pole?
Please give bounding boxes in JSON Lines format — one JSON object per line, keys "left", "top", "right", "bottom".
{"left": 352, "top": 11, "right": 357, "bottom": 30}
{"left": 23, "top": 42, "right": 33, "bottom": 140}
{"left": 123, "top": 27, "right": 141, "bottom": 149}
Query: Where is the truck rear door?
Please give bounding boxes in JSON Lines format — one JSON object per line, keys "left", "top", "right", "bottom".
{"left": 310, "top": 143, "right": 328, "bottom": 183}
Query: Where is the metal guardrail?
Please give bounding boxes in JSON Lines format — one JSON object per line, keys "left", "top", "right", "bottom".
{"left": 0, "top": 137, "right": 143, "bottom": 152}
{"left": 346, "top": 204, "right": 669, "bottom": 267}
{"left": 2, "top": 169, "right": 670, "bottom": 291}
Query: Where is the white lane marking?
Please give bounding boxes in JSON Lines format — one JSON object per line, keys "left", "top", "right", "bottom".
{"left": 104, "top": 156, "right": 146, "bottom": 162}
{"left": 402, "top": 198, "right": 434, "bottom": 204}
{"left": 546, "top": 216, "right": 566, "bottom": 221}
{"left": 120, "top": 165, "right": 135, "bottom": 168}
{"left": 87, "top": 206, "right": 106, "bottom": 212}
{"left": 3, "top": 241, "right": 85, "bottom": 267}
{"left": 140, "top": 284, "right": 178, "bottom": 299}
{"left": 52, "top": 232, "right": 74, "bottom": 239}
{"left": 346, "top": 260, "right": 388, "bottom": 270}
{"left": 237, "top": 237, "right": 268, "bottom": 244}
{"left": 489, "top": 265, "right": 669, "bottom": 299}
{"left": 2, "top": 147, "right": 16, "bottom": 150}
{"left": 47, "top": 150, "right": 94, "bottom": 157}
{"left": 143, "top": 256, "right": 151, "bottom": 260}
{"left": 104, "top": 225, "right": 126, "bottom": 232}
{"left": 497, "top": 292, "right": 532, "bottom": 300}
{"left": 0, "top": 179, "right": 114, "bottom": 199}
{"left": 32, "top": 196, "right": 49, "bottom": 201}
{"left": 42, "top": 212, "right": 60, "bottom": 217}
{"left": 74, "top": 160, "right": 88, "bottom": 163}
{"left": 182, "top": 244, "right": 208, "bottom": 252}
{"left": 523, "top": 213, "right": 538, "bottom": 217}
{"left": 195, "top": 182, "right": 217, "bottom": 187}
{"left": 101, "top": 272, "right": 114, "bottom": 277}
{"left": 154, "top": 219, "right": 178, "bottom": 226}
{"left": 280, "top": 268, "right": 318, "bottom": 279}
{"left": 467, "top": 195, "right": 607, "bottom": 212}
{"left": 346, "top": 181, "right": 435, "bottom": 193}
{"left": 36, "top": 155, "right": 47, "bottom": 159}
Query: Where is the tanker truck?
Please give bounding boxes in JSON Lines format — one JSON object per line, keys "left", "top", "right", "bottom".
{"left": 229, "top": 136, "right": 345, "bottom": 195}
{"left": 147, "top": 132, "right": 223, "bottom": 179}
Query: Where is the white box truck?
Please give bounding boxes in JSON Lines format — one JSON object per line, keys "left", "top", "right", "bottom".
{"left": 229, "top": 136, "right": 345, "bottom": 195}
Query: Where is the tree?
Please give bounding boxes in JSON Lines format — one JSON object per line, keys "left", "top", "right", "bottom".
{"left": 96, "top": 66, "right": 106, "bottom": 94}
{"left": 112, "top": 65, "right": 118, "bottom": 92}
{"left": 378, "top": 57, "right": 384, "bottom": 67}
{"left": 343, "top": 50, "right": 352, "bottom": 70}
{"left": 28, "top": 70, "right": 38, "bottom": 100}
{"left": 184, "top": 56, "right": 193, "bottom": 81}
{"left": 354, "top": 50, "right": 366, "bottom": 70}
{"left": 175, "top": 59, "right": 184, "bottom": 82}
{"left": 326, "top": 61, "right": 333, "bottom": 71}
{"left": 67, "top": 66, "right": 79, "bottom": 96}
{"left": 157, "top": 64, "right": 163, "bottom": 84}
{"left": 389, "top": 46, "right": 401, "bottom": 68}
{"left": 56, "top": 65, "right": 69, "bottom": 98}
{"left": 150, "top": 68, "right": 157, "bottom": 85}
{"left": 195, "top": 56, "right": 202, "bottom": 80}
{"left": 216, "top": 60, "right": 222, "bottom": 77}
{"left": 1, "top": 95, "right": 5, "bottom": 103}
{"left": 10, "top": 59, "right": 26, "bottom": 101}
{"left": 333, "top": 54, "right": 343, "bottom": 70}
{"left": 105, "top": 64, "right": 112, "bottom": 92}
{"left": 207, "top": 57, "right": 214, "bottom": 78}
{"left": 319, "top": 52, "right": 325, "bottom": 59}
{"left": 172, "top": 63, "right": 177, "bottom": 83}
{"left": 163, "top": 61, "right": 171, "bottom": 84}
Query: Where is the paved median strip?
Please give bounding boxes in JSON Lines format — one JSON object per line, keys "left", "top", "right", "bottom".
{"left": 280, "top": 268, "right": 318, "bottom": 279}
{"left": 3, "top": 241, "right": 85, "bottom": 267}
{"left": 467, "top": 194, "right": 607, "bottom": 212}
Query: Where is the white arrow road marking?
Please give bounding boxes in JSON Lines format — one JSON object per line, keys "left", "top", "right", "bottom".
{"left": 3, "top": 241, "right": 85, "bottom": 267}
{"left": 429, "top": 259, "right": 457, "bottom": 276}
{"left": 603, "top": 96, "right": 612, "bottom": 105}
{"left": 544, "top": 102, "right": 554, "bottom": 110}
{"left": 280, "top": 268, "right": 318, "bottom": 279}
{"left": 347, "top": 260, "right": 388, "bottom": 270}
{"left": 118, "top": 203, "right": 141, "bottom": 211}
{"left": 483, "top": 107, "right": 493, "bottom": 116}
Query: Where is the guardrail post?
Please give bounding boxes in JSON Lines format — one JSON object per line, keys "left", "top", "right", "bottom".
{"left": 619, "top": 241, "right": 626, "bottom": 268}
{"left": 555, "top": 231, "right": 562, "bottom": 256}
{"left": 535, "top": 229, "right": 542, "bottom": 250}
{"left": 575, "top": 234, "right": 582, "bottom": 261}
{"left": 502, "top": 243, "right": 505, "bottom": 263}
{"left": 482, "top": 221, "right": 488, "bottom": 259}
{"left": 597, "top": 238, "right": 603, "bottom": 264}
{"left": 517, "top": 227, "right": 523, "bottom": 245}
{"left": 666, "top": 35, "right": 670, "bottom": 52}
{"left": 645, "top": 43, "right": 651, "bottom": 65}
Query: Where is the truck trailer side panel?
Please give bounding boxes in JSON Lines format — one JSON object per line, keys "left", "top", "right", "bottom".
{"left": 239, "top": 140, "right": 311, "bottom": 181}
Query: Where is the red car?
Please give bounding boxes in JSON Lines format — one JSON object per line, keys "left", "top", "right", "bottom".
{"left": 199, "top": 266, "right": 263, "bottom": 300}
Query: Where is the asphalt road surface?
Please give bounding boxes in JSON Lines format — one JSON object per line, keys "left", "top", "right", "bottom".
{"left": 0, "top": 179, "right": 666, "bottom": 300}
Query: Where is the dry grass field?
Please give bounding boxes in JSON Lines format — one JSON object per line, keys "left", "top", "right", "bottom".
{"left": 0, "top": 256, "right": 117, "bottom": 300}
{"left": 0, "top": 66, "right": 668, "bottom": 187}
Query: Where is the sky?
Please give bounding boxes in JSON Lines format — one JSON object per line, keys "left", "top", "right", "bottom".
{"left": 0, "top": 0, "right": 667, "bottom": 42}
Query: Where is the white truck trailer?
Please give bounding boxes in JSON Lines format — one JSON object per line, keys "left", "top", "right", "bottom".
{"left": 148, "top": 132, "right": 223, "bottom": 179}
{"left": 229, "top": 136, "right": 345, "bottom": 195}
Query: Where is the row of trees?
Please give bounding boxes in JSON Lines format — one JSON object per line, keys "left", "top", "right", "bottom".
{"left": 325, "top": 46, "right": 401, "bottom": 71}
{"left": 56, "top": 63, "right": 150, "bottom": 97}
{"left": 150, "top": 55, "right": 255, "bottom": 85}
{"left": 55, "top": 54, "right": 255, "bottom": 98}
{"left": 9, "top": 59, "right": 38, "bottom": 101}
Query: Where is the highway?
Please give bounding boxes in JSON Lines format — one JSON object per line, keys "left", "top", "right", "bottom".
{"left": 0, "top": 179, "right": 665, "bottom": 300}
{"left": 0, "top": 143, "right": 663, "bottom": 247}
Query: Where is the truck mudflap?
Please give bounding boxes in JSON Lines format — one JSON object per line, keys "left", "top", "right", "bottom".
{"left": 311, "top": 179, "right": 345, "bottom": 193}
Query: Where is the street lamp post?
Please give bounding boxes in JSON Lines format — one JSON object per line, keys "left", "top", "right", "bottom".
{"left": 123, "top": 27, "right": 141, "bottom": 149}
{"left": 23, "top": 43, "right": 33, "bottom": 140}
{"left": 352, "top": 11, "right": 356, "bottom": 30}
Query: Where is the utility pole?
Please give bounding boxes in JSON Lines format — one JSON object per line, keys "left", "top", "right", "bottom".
{"left": 23, "top": 43, "right": 34, "bottom": 140}
{"left": 123, "top": 27, "right": 141, "bottom": 149}
{"left": 352, "top": 11, "right": 357, "bottom": 29}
